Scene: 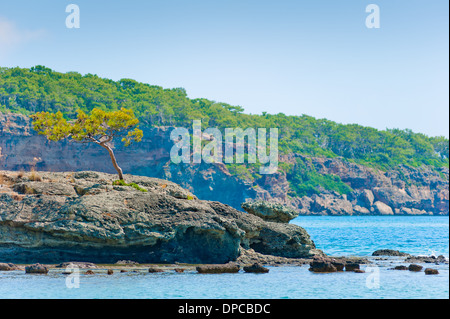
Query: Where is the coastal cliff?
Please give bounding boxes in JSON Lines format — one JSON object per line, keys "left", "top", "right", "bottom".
{"left": 1, "top": 112, "right": 448, "bottom": 216}
{"left": 0, "top": 170, "right": 322, "bottom": 264}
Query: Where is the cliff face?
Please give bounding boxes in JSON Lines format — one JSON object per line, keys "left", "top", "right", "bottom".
{"left": 0, "top": 112, "right": 448, "bottom": 215}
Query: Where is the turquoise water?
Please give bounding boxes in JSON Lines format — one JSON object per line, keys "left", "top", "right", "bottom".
{"left": 292, "top": 216, "right": 449, "bottom": 257}
{"left": 0, "top": 216, "right": 448, "bottom": 299}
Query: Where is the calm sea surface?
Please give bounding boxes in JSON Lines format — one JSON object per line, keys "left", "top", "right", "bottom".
{"left": 0, "top": 216, "right": 448, "bottom": 299}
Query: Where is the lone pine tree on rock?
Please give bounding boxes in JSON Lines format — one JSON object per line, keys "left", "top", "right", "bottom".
{"left": 31, "top": 108, "right": 143, "bottom": 181}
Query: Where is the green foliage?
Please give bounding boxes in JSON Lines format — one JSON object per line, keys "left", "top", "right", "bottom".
{"left": 31, "top": 107, "right": 143, "bottom": 146}
{"left": 1, "top": 65, "right": 448, "bottom": 179}
{"left": 113, "top": 180, "right": 148, "bottom": 192}
{"left": 287, "top": 158, "right": 353, "bottom": 197}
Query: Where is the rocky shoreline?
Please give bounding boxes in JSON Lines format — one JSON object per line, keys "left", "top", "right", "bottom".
{"left": 1, "top": 250, "right": 446, "bottom": 276}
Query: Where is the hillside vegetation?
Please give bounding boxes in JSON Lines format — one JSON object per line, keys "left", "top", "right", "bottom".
{"left": 1, "top": 66, "right": 448, "bottom": 197}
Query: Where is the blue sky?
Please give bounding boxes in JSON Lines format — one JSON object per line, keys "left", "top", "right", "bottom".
{"left": 0, "top": 0, "right": 448, "bottom": 137}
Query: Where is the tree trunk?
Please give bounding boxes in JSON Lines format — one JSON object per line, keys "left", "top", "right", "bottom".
{"left": 101, "top": 143, "right": 124, "bottom": 181}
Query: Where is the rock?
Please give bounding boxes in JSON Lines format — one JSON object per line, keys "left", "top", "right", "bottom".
{"left": 360, "top": 190, "right": 375, "bottom": 207}
{"left": 0, "top": 262, "right": 18, "bottom": 271}
{"left": 25, "top": 263, "right": 48, "bottom": 274}
{"left": 241, "top": 200, "right": 299, "bottom": 223}
{"left": 174, "top": 268, "right": 185, "bottom": 273}
{"left": 0, "top": 171, "right": 322, "bottom": 264}
{"left": 243, "top": 263, "right": 269, "bottom": 273}
{"left": 148, "top": 267, "right": 164, "bottom": 273}
{"left": 13, "top": 181, "right": 76, "bottom": 196}
{"left": 85, "top": 270, "right": 95, "bottom": 275}
{"left": 120, "top": 270, "right": 128, "bottom": 273}
{"left": 372, "top": 201, "right": 394, "bottom": 215}
{"left": 331, "top": 260, "right": 345, "bottom": 272}
{"left": 56, "top": 262, "right": 97, "bottom": 269}
{"left": 236, "top": 248, "right": 311, "bottom": 266}
{"left": 345, "top": 263, "right": 360, "bottom": 272}
{"left": 372, "top": 249, "right": 411, "bottom": 257}
{"left": 408, "top": 264, "right": 423, "bottom": 272}
{"left": 353, "top": 205, "right": 370, "bottom": 215}
{"left": 116, "top": 260, "right": 139, "bottom": 266}
{"left": 308, "top": 257, "right": 338, "bottom": 273}
{"left": 107, "top": 269, "right": 114, "bottom": 275}
{"left": 393, "top": 265, "right": 408, "bottom": 270}
{"left": 196, "top": 263, "right": 240, "bottom": 274}
{"left": 424, "top": 268, "right": 439, "bottom": 275}
{"left": 405, "top": 255, "right": 448, "bottom": 264}
{"left": 354, "top": 269, "right": 365, "bottom": 273}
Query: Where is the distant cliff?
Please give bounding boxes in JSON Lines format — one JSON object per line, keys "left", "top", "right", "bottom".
{"left": 1, "top": 112, "right": 448, "bottom": 215}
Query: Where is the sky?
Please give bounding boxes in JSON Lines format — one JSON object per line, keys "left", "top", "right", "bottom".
{"left": 0, "top": 0, "right": 448, "bottom": 137}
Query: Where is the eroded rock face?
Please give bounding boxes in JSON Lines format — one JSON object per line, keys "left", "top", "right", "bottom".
{"left": 241, "top": 200, "right": 299, "bottom": 223}
{"left": 0, "top": 170, "right": 322, "bottom": 264}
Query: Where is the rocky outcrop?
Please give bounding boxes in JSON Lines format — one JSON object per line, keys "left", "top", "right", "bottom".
{"left": 0, "top": 170, "right": 322, "bottom": 264}
{"left": 1, "top": 112, "right": 448, "bottom": 216}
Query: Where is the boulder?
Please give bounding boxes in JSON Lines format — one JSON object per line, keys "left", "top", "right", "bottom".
{"left": 372, "top": 201, "right": 394, "bottom": 215}
{"left": 241, "top": 200, "right": 299, "bottom": 223}
{"left": 243, "top": 263, "right": 269, "bottom": 273}
{"left": 25, "top": 263, "right": 48, "bottom": 274}
{"left": 345, "top": 263, "right": 360, "bottom": 272}
{"left": 408, "top": 264, "right": 423, "bottom": 272}
{"left": 424, "top": 268, "right": 439, "bottom": 275}
{"left": 196, "top": 263, "right": 240, "bottom": 274}
{"left": 393, "top": 265, "right": 408, "bottom": 270}
{"left": 0, "top": 263, "right": 19, "bottom": 271}
{"left": 308, "top": 257, "right": 337, "bottom": 273}
{"left": 148, "top": 267, "right": 164, "bottom": 273}
{"left": 372, "top": 249, "right": 411, "bottom": 257}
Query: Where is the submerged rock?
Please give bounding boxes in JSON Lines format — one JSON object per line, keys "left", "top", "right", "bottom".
{"left": 243, "top": 263, "right": 269, "bottom": 273}
{"left": 0, "top": 171, "right": 322, "bottom": 264}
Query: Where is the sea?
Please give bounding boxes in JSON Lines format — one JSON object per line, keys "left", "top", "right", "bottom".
{"left": 0, "top": 216, "right": 448, "bottom": 299}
